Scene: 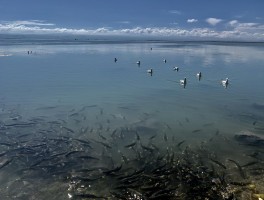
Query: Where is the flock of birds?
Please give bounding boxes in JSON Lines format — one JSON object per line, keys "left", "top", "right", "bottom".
{"left": 115, "top": 57, "right": 230, "bottom": 89}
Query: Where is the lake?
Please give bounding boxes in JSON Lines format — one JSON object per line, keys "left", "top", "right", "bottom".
{"left": 0, "top": 38, "right": 264, "bottom": 199}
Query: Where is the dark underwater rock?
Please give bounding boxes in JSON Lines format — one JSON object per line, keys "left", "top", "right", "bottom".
{"left": 252, "top": 103, "right": 264, "bottom": 111}
{"left": 234, "top": 130, "right": 264, "bottom": 147}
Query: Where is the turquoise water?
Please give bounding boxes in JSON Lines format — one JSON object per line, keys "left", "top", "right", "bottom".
{"left": 0, "top": 39, "right": 264, "bottom": 199}
{"left": 1, "top": 41, "right": 264, "bottom": 134}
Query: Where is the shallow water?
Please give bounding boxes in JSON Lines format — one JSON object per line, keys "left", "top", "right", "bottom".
{"left": 0, "top": 39, "right": 264, "bottom": 199}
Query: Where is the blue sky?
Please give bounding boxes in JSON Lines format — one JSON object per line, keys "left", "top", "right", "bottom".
{"left": 1, "top": 0, "right": 264, "bottom": 40}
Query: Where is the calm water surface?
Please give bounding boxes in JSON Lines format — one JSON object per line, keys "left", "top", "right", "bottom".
{"left": 1, "top": 42, "right": 263, "bottom": 134}
{"left": 0, "top": 40, "right": 264, "bottom": 199}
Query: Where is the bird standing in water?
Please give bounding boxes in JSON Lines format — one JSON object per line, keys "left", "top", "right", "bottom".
{"left": 173, "top": 67, "right": 179, "bottom": 71}
{"left": 147, "top": 68, "right": 153, "bottom": 76}
{"left": 221, "top": 78, "right": 229, "bottom": 88}
{"left": 180, "top": 77, "right": 187, "bottom": 88}
{"left": 196, "top": 72, "right": 202, "bottom": 81}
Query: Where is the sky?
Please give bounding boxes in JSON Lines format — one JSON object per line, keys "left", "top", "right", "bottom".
{"left": 0, "top": 0, "right": 264, "bottom": 41}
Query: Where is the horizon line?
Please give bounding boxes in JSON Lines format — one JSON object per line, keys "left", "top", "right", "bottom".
{"left": 1, "top": 33, "right": 264, "bottom": 43}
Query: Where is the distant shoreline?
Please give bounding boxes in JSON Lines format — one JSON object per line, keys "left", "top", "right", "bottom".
{"left": 1, "top": 34, "right": 264, "bottom": 46}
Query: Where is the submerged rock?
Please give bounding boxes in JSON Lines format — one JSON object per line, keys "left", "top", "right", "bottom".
{"left": 252, "top": 103, "right": 264, "bottom": 111}
{"left": 234, "top": 130, "right": 264, "bottom": 147}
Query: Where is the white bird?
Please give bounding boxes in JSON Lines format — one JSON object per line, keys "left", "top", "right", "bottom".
{"left": 173, "top": 67, "right": 179, "bottom": 71}
{"left": 196, "top": 72, "right": 202, "bottom": 80}
{"left": 136, "top": 61, "right": 141, "bottom": 65}
{"left": 163, "top": 59, "right": 167, "bottom": 63}
{"left": 222, "top": 78, "right": 229, "bottom": 88}
{"left": 180, "top": 77, "right": 187, "bottom": 86}
{"left": 147, "top": 68, "right": 153, "bottom": 74}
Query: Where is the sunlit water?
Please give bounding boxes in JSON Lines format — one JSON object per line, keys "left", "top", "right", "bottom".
{"left": 0, "top": 39, "right": 264, "bottom": 199}
{"left": 1, "top": 42, "right": 264, "bottom": 135}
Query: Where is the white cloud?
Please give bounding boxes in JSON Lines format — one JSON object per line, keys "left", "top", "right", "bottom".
{"left": 206, "top": 18, "right": 222, "bottom": 26}
{"left": 1, "top": 20, "right": 264, "bottom": 41}
{"left": 228, "top": 20, "right": 259, "bottom": 29}
{"left": 169, "top": 10, "right": 182, "bottom": 15}
{"left": 187, "top": 19, "right": 198, "bottom": 23}
{"left": 2, "top": 20, "right": 55, "bottom": 26}
{"left": 235, "top": 23, "right": 263, "bottom": 34}
{"left": 227, "top": 20, "right": 263, "bottom": 34}
{"left": 116, "top": 21, "right": 131, "bottom": 24}
{"left": 170, "top": 22, "right": 178, "bottom": 25}
{"left": 237, "top": 22, "right": 258, "bottom": 28}
{"left": 228, "top": 20, "right": 238, "bottom": 26}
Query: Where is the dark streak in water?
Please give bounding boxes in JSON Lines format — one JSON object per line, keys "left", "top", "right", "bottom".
{"left": 35, "top": 106, "right": 58, "bottom": 110}
{"left": 209, "top": 158, "right": 227, "bottom": 169}
{"left": 124, "top": 142, "right": 136, "bottom": 148}
{"left": 241, "top": 161, "right": 258, "bottom": 168}
{"left": 254, "top": 127, "right": 264, "bottom": 131}
{"left": 203, "top": 123, "right": 214, "bottom": 127}
{"left": 227, "top": 159, "right": 246, "bottom": 179}
{"left": 252, "top": 103, "right": 264, "bottom": 110}
{"left": 192, "top": 129, "right": 202, "bottom": 133}
{"left": 0, "top": 159, "right": 13, "bottom": 170}
{"left": 4, "top": 122, "right": 36, "bottom": 127}
{"left": 74, "top": 193, "right": 107, "bottom": 199}
{"left": 177, "top": 140, "right": 185, "bottom": 148}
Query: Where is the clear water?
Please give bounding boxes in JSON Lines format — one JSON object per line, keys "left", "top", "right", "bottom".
{"left": 1, "top": 41, "right": 264, "bottom": 134}
{"left": 0, "top": 38, "right": 264, "bottom": 199}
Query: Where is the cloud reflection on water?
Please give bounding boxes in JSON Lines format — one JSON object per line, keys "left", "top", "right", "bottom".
{"left": 1, "top": 42, "right": 264, "bottom": 68}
